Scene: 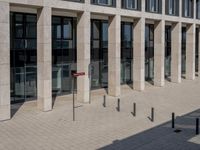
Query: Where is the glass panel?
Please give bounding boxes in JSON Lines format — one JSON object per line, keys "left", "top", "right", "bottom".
{"left": 196, "top": 28, "right": 199, "bottom": 72}
{"left": 15, "top": 14, "right": 23, "bottom": 22}
{"left": 102, "top": 23, "right": 108, "bottom": 48}
{"left": 62, "top": 63, "right": 75, "bottom": 93}
{"left": 63, "top": 18, "right": 72, "bottom": 39}
{"left": 182, "top": 27, "right": 186, "bottom": 74}
{"left": 11, "top": 13, "right": 37, "bottom": 103}
{"left": 165, "top": 26, "right": 171, "bottom": 78}
{"left": 14, "top": 67, "right": 25, "bottom": 101}
{"left": 126, "top": 0, "right": 137, "bottom": 9}
{"left": 26, "top": 23, "right": 36, "bottom": 38}
{"left": 197, "top": 0, "right": 200, "bottom": 18}
{"left": 25, "top": 66, "right": 37, "bottom": 99}
{"left": 15, "top": 23, "right": 23, "bottom": 38}
{"left": 52, "top": 65, "right": 62, "bottom": 94}
{"left": 121, "top": 22, "right": 133, "bottom": 84}
{"left": 145, "top": 24, "right": 154, "bottom": 81}
{"left": 26, "top": 15, "right": 37, "bottom": 23}
{"left": 52, "top": 16, "right": 77, "bottom": 95}
{"left": 91, "top": 20, "right": 108, "bottom": 89}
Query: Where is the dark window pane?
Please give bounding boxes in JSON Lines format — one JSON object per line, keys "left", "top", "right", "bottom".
{"left": 26, "top": 15, "right": 37, "bottom": 23}
{"left": 15, "top": 23, "right": 23, "bottom": 38}
{"left": 26, "top": 23, "right": 36, "bottom": 38}
{"left": 63, "top": 19, "right": 72, "bottom": 39}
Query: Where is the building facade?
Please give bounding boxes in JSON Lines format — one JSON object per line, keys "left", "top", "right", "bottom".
{"left": 0, "top": 0, "right": 200, "bottom": 121}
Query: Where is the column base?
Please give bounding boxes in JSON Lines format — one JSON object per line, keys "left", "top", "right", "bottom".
{"left": 0, "top": 105, "right": 10, "bottom": 121}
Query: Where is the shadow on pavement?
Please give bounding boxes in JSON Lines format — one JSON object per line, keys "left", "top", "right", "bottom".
{"left": 11, "top": 102, "right": 24, "bottom": 118}
{"left": 99, "top": 109, "right": 200, "bottom": 150}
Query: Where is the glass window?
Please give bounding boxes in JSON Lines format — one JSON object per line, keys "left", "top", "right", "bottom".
{"left": 91, "top": 0, "right": 115, "bottom": 7}
{"left": 197, "top": 0, "right": 200, "bottom": 18}
{"left": 52, "top": 16, "right": 77, "bottom": 95}
{"left": 183, "top": 0, "right": 193, "bottom": 18}
{"left": 146, "top": 0, "right": 161, "bottom": 13}
{"left": 10, "top": 13, "right": 37, "bottom": 103}
{"left": 102, "top": 22, "right": 108, "bottom": 48}
{"left": 63, "top": 19, "right": 72, "bottom": 39}
{"left": 166, "top": 0, "right": 179, "bottom": 16}
{"left": 127, "top": 0, "right": 137, "bottom": 9}
{"left": 91, "top": 20, "right": 108, "bottom": 89}
{"left": 15, "top": 23, "right": 23, "bottom": 38}
{"left": 92, "top": 21, "right": 100, "bottom": 40}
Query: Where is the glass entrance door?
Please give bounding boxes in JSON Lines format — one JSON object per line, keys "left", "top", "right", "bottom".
{"left": 91, "top": 20, "right": 108, "bottom": 89}
{"left": 52, "top": 16, "right": 77, "bottom": 96}
{"left": 145, "top": 24, "right": 154, "bottom": 81}
{"left": 10, "top": 12, "right": 37, "bottom": 103}
{"left": 121, "top": 22, "right": 133, "bottom": 84}
{"left": 165, "top": 26, "right": 172, "bottom": 78}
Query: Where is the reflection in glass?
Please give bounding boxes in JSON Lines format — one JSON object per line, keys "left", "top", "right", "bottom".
{"left": 91, "top": 20, "right": 108, "bottom": 89}
{"left": 145, "top": 24, "right": 154, "bottom": 81}
{"left": 121, "top": 22, "right": 133, "bottom": 84}
{"left": 52, "top": 16, "right": 77, "bottom": 95}
{"left": 10, "top": 12, "right": 37, "bottom": 103}
{"left": 165, "top": 26, "right": 171, "bottom": 78}
{"left": 182, "top": 27, "right": 186, "bottom": 74}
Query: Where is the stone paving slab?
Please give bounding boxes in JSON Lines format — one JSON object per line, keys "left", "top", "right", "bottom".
{"left": 0, "top": 78, "right": 200, "bottom": 150}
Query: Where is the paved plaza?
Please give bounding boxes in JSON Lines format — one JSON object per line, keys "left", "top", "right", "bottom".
{"left": 1, "top": 78, "right": 200, "bottom": 150}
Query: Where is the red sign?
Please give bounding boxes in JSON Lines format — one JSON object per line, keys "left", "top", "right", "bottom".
{"left": 72, "top": 72, "right": 85, "bottom": 77}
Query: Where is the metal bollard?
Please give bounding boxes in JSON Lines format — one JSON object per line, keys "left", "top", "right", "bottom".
{"left": 133, "top": 102, "right": 136, "bottom": 116}
{"left": 196, "top": 118, "right": 199, "bottom": 135}
{"left": 103, "top": 95, "right": 106, "bottom": 107}
{"left": 151, "top": 107, "right": 154, "bottom": 122}
{"left": 117, "top": 98, "right": 120, "bottom": 112}
{"left": 172, "top": 112, "right": 175, "bottom": 128}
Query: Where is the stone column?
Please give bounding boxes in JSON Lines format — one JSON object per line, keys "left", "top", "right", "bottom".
{"left": 0, "top": 2, "right": 10, "bottom": 121}
{"left": 154, "top": 20, "right": 165, "bottom": 86}
{"left": 133, "top": 18, "right": 145, "bottom": 91}
{"left": 171, "top": 22, "right": 182, "bottom": 83}
{"left": 108, "top": 15, "right": 121, "bottom": 97}
{"left": 37, "top": 7, "right": 52, "bottom": 111}
{"left": 77, "top": 11, "right": 90, "bottom": 103}
{"left": 186, "top": 24, "right": 196, "bottom": 80}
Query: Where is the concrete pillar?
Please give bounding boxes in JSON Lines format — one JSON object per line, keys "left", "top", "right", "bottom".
{"left": 186, "top": 24, "right": 196, "bottom": 80}
{"left": 198, "top": 27, "right": 200, "bottom": 76}
{"left": 171, "top": 22, "right": 182, "bottom": 83}
{"left": 154, "top": 20, "right": 165, "bottom": 86}
{"left": 0, "top": 2, "right": 10, "bottom": 121}
{"left": 77, "top": 11, "right": 90, "bottom": 103}
{"left": 37, "top": 7, "right": 52, "bottom": 111}
{"left": 108, "top": 15, "right": 121, "bottom": 97}
{"left": 133, "top": 18, "right": 145, "bottom": 91}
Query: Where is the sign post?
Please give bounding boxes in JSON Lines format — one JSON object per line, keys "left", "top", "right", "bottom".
{"left": 71, "top": 71, "right": 85, "bottom": 121}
